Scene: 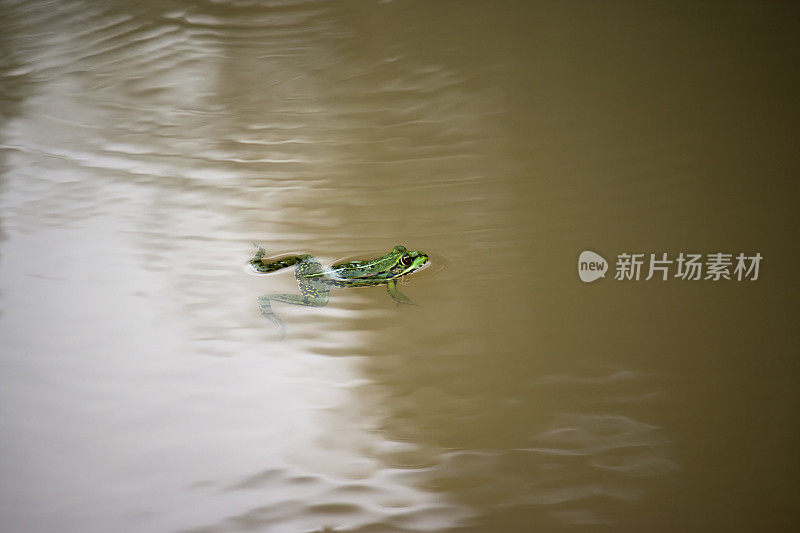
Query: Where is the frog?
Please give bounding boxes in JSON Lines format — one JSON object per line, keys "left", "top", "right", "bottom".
{"left": 250, "top": 244, "right": 429, "bottom": 336}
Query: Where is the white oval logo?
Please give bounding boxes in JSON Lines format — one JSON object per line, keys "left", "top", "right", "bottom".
{"left": 578, "top": 250, "right": 608, "bottom": 282}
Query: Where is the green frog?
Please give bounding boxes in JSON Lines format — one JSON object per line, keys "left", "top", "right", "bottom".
{"left": 250, "top": 244, "right": 429, "bottom": 335}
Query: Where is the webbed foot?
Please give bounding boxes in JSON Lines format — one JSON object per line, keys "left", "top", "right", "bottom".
{"left": 257, "top": 295, "right": 286, "bottom": 339}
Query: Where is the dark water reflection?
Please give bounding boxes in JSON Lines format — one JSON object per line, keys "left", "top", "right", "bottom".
{"left": 1, "top": 1, "right": 799, "bottom": 532}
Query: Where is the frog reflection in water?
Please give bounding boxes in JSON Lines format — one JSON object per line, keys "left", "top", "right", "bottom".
{"left": 250, "top": 244, "right": 429, "bottom": 335}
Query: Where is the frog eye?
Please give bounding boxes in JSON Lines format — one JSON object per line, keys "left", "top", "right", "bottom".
{"left": 400, "top": 255, "right": 413, "bottom": 267}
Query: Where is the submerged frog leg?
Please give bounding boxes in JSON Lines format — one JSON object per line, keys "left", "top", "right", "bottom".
{"left": 256, "top": 297, "right": 287, "bottom": 339}
{"left": 256, "top": 275, "right": 330, "bottom": 336}
{"left": 250, "top": 244, "right": 313, "bottom": 273}
{"left": 387, "top": 279, "right": 416, "bottom": 305}
{"left": 258, "top": 291, "right": 330, "bottom": 309}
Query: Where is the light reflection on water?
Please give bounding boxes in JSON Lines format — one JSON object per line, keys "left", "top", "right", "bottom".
{"left": 1, "top": 0, "right": 798, "bottom": 532}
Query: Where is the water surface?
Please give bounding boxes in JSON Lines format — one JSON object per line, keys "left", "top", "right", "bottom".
{"left": 1, "top": 1, "right": 799, "bottom": 531}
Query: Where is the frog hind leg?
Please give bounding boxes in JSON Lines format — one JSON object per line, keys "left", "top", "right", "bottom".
{"left": 256, "top": 297, "right": 287, "bottom": 339}
{"left": 250, "top": 244, "right": 313, "bottom": 273}
{"left": 387, "top": 279, "right": 417, "bottom": 306}
{"left": 256, "top": 278, "right": 330, "bottom": 336}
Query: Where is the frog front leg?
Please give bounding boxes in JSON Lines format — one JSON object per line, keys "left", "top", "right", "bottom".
{"left": 386, "top": 280, "right": 416, "bottom": 305}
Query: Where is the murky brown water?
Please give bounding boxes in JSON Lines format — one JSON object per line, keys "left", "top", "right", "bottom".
{"left": 1, "top": 1, "right": 799, "bottom": 531}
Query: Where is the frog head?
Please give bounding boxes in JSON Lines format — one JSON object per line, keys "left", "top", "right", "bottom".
{"left": 384, "top": 245, "right": 429, "bottom": 279}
